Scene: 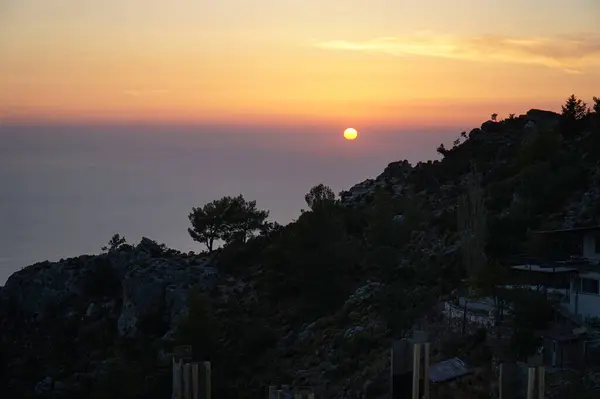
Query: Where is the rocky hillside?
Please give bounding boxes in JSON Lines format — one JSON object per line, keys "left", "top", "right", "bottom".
{"left": 1, "top": 97, "right": 600, "bottom": 398}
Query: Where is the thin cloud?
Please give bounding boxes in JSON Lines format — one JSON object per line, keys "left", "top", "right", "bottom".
{"left": 123, "top": 89, "right": 168, "bottom": 97}
{"left": 315, "top": 33, "right": 600, "bottom": 73}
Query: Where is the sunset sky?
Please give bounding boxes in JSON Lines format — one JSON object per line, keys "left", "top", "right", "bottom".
{"left": 1, "top": 0, "right": 600, "bottom": 127}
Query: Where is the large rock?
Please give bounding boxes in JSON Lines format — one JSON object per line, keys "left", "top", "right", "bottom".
{"left": 116, "top": 256, "right": 219, "bottom": 338}
{"left": 525, "top": 109, "right": 561, "bottom": 131}
{"left": 0, "top": 237, "right": 219, "bottom": 339}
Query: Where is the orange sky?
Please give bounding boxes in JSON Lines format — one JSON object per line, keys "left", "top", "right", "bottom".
{"left": 1, "top": 0, "right": 599, "bottom": 127}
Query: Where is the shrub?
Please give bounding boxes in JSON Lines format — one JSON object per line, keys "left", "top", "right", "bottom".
{"left": 174, "top": 288, "right": 218, "bottom": 361}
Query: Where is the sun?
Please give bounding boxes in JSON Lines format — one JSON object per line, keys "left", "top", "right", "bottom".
{"left": 343, "top": 128, "right": 358, "bottom": 140}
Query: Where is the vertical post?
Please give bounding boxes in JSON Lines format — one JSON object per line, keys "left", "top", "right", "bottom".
{"left": 307, "top": 393, "right": 315, "bottom": 399}
{"left": 184, "top": 363, "right": 191, "bottom": 399}
{"left": 176, "top": 359, "right": 183, "bottom": 399}
{"left": 526, "top": 367, "right": 536, "bottom": 399}
{"left": 268, "top": 385, "right": 276, "bottom": 399}
{"left": 412, "top": 343, "right": 421, "bottom": 399}
{"left": 537, "top": 366, "right": 545, "bottom": 399}
{"left": 173, "top": 358, "right": 177, "bottom": 399}
{"left": 192, "top": 363, "right": 199, "bottom": 399}
{"left": 203, "top": 361, "right": 212, "bottom": 399}
{"left": 198, "top": 363, "right": 206, "bottom": 399}
{"left": 276, "top": 390, "right": 283, "bottom": 399}
{"left": 423, "top": 342, "right": 430, "bottom": 399}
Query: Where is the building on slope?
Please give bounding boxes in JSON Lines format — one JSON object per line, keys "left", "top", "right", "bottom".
{"left": 510, "top": 225, "right": 600, "bottom": 325}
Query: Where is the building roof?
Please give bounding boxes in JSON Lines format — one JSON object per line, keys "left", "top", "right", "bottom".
{"left": 511, "top": 264, "right": 578, "bottom": 273}
{"left": 531, "top": 225, "right": 600, "bottom": 235}
{"left": 429, "top": 357, "right": 472, "bottom": 383}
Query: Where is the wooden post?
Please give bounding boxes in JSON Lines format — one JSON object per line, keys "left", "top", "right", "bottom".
{"left": 173, "top": 358, "right": 178, "bottom": 399}
{"left": 423, "top": 342, "right": 431, "bottom": 399}
{"left": 412, "top": 330, "right": 429, "bottom": 399}
{"left": 192, "top": 363, "right": 199, "bottom": 399}
{"left": 204, "top": 361, "right": 212, "bottom": 399}
{"left": 537, "top": 366, "right": 545, "bottom": 399}
{"left": 184, "top": 363, "right": 191, "bottom": 399}
{"left": 172, "top": 345, "right": 192, "bottom": 399}
{"left": 175, "top": 359, "right": 183, "bottom": 399}
{"left": 526, "top": 367, "right": 536, "bottom": 399}
{"left": 412, "top": 343, "right": 421, "bottom": 399}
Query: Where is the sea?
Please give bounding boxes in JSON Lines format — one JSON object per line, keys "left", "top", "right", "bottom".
{"left": 0, "top": 122, "right": 452, "bottom": 285}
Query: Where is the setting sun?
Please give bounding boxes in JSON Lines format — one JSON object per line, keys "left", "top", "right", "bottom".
{"left": 343, "top": 128, "right": 358, "bottom": 140}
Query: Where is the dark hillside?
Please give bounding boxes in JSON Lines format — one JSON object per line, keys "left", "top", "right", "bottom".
{"left": 1, "top": 96, "right": 599, "bottom": 398}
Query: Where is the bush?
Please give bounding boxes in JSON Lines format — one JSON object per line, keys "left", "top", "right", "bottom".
{"left": 506, "top": 289, "right": 554, "bottom": 359}
{"left": 516, "top": 129, "right": 561, "bottom": 167}
{"left": 174, "top": 288, "right": 218, "bottom": 361}
{"left": 101, "top": 233, "right": 128, "bottom": 252}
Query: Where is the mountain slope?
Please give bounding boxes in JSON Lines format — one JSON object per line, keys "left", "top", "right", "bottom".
{"left": 1, "top": 100, "right": 600, "bottom": 398}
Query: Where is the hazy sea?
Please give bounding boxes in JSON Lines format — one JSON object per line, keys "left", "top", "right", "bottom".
{"left": 0, "top": 122, "right": 452, "bottom": 284}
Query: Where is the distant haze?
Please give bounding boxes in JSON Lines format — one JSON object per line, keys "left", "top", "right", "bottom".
{"left": 1, "top": 122, "right": 457, "bottom": 284}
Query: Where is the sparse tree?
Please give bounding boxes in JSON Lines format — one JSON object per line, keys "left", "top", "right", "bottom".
{"left": 593, "top": 96, "right": 600, "bottom": 114}
{"left": 491, "top": 113, "right": 498, "bottom": 122}
{"left": 561, "top": 94, "right": 589, "bottom": 120}
{"left": 223, "top": 195, "right": 270, "bottom": 243}
{"left": 101, "top": 233, "right": 127, "bottom": 252}
{"left": 436, "top": 143, "right": 448, "bottom": 156}
{"left": 188, "top": 195, "right": 269, "bottom": 252}
{"left": 304, "top": 183, "right": 336, "bottom": 210}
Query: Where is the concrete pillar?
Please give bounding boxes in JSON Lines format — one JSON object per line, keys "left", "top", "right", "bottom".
{"left": 537, "top": 366, "right": 545, "bottom": 399}
{"left": 203, "top": 362, "right": 211, "bottom": 399}
{"left": 412, "top": 343, "right": 421, "bottom": 399}
{"left": 526, "top": 367, "right": 536, "bottom": 399}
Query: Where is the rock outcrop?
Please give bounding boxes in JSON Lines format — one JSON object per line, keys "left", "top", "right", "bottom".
{"left": 0, "top": 238, "right": 220, "bottom": 397}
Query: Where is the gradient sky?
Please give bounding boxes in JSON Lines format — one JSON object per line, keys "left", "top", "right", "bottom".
{"left": 1, "top": 0, "right": 600, "bottom": 127}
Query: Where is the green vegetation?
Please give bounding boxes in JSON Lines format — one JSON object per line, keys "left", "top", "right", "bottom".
{"left": 101, "top": 233, "right": 129, "bottom": 252}
{"left": 174, "top": 288, "right": 219, "bottom": 361}
{"left": 304, "top": 183, "right": 336, "bottom": 210}
{"left": 188, "top": 194, "right": 270, "bottom": 251}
